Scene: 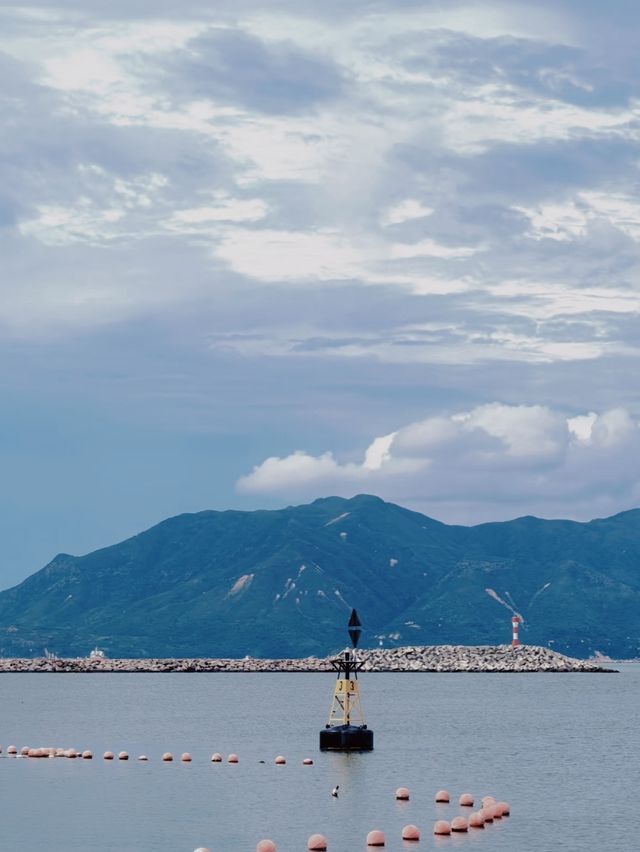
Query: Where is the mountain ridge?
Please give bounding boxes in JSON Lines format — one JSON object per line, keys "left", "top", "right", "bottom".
{"left": 0, "top": 494, "right": 638, "bottom": 659}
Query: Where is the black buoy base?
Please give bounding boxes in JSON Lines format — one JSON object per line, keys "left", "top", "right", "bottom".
{"left": 319, "top": 724, "right": 374, "bottom": 751}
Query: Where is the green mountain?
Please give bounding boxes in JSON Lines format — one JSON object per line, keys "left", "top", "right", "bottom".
{"left": 0, "top": 494, "right": 639, "bottom": 659}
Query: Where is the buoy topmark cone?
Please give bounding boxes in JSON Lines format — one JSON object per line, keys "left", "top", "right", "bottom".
{"left": 319, "top": 609, "right": 373, "bottom": 752}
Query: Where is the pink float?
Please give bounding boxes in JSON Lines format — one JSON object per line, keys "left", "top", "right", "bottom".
{"left": 307, "top": 834, "right": 328, "bottom": 850}
{"left": 103, "top": 751, "right": 114, "bottom": 760}
{"left": 181, "top": 753, "right": 192, "bottom": 762}
{"left": 211, "top": 753, "right": 222, "bottom": 762}
{"left": 256, "top": 841, "right": 277, "bottom": 852}
{"left": 401, "top": 824, "right": 420, "bottom": 841}
{"left": 138, "top": 755, "right": 148, "bottom": 761}
{"left": 459, "top": 793, "right": 474, "bottom": 806}
{"left": 497, "top": 801, "right": 510, "bottom": 816}
{"left": 303, "top": 758, "right": 313, "bottom": 765}
{"left": 7, "top": 746, "right": 17, "bottom": 755}
{"left": 118, "top": 751, "right": 128, "bottom": 761}
{"left": 228, "top": 753, "right": 239, "bottom": 763}
{"left": 435, "top": 789, "right": 450, "bottom": 803}
{"left": 82, "top": 751, "right": 93, "bottom": 759}
{"left": 433, "top": 820, "right": 451, "bottom": 835}
{"left": 395, "top": 787, "right": 410, "bottom": 800}
{"left": 366, "top": 829, "right": 385, "bottom": 846}
{"left": 479, "top": 808, "right": 493, "bottom": 823}
{"left": 490, "top": 804, "right": 503, "bottom": 820}
{"left": 66, "top": 749, "right": 78, "bottom": 759}
{"left": 451, "top": 816, "right": 468, "bottom": 832}
{"left": 162, "top": 753, "right": 173, "bottom": 762}
{"left": 275, "top": 755, "right": 286, "bottom": 764}
{"left": 469, "top": 812, "right": 485, "bottom": 828}
{"left": 481, "top": 795, "right": 496, "bottom": 807}
{"left": 20, "top": 747, "right": 29, "bottom": 756}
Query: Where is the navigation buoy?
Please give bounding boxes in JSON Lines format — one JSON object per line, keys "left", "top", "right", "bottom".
{"left": 319, "top": 609, "right": 373, "bottom": 751}
{"left": 459, "top": 793, "right": 474, "bottom": 806}
{"left": 256, "top": 841, "right": 277, "bottom": 852}
{"left": 366, "top": 829, "right": 385, "bottom": 846}
{"left": 401, "top": 825, "right": 420, "bottom": 841}
{"left": 433, "top": 821, "right": 451, "bottom": 835}
{"left": 395, "top": 787, "right": 410, "bottom": 800}
{"left": 435, "top": 789, "right": 450, "bottom": 803}
{"left": 307, "top": 834, "right": 328, "bottom": 850}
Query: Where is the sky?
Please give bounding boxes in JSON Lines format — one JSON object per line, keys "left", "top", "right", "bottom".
{"left": 1, "top": 0, "right": 640, "bottom": 587}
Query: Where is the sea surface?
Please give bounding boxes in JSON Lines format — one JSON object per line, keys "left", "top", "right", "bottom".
{"left": 0, "top": 665, "right": 637, "bottom": 852}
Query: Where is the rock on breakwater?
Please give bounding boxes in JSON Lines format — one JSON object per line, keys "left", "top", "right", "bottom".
{"left": 0, "top": 645, "right": 615, "bottom": 673}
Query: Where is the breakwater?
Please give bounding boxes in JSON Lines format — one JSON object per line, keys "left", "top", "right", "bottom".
{"left": 0, "top": 645, "right": 615, "bottom": 672}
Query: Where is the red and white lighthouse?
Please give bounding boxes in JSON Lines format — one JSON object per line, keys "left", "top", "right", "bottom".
{"left": 511, "top": 615, "right": 522, "bottom": 647}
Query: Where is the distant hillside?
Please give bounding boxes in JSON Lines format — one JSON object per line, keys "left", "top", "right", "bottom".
{"left": 0, "top": 494, "right": 639, "bottom": 658}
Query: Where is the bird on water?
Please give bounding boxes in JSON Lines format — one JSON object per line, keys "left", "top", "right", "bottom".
{"left": 331, "top": 785, "right": 339, "bottom": 797}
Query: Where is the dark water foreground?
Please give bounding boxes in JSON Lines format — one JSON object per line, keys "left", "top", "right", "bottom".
{"left": 0, "top": 668, "right": 637, "bottom": 851}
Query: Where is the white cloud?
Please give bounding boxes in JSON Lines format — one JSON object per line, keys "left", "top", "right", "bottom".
{"left": 18, "top": 169, "right": 169, "bottom": 246}
{"left": 19, "top": 204, "right": 126, "bottom": 246}
{"left": 237, "top": 404, "right": 640, "bottom": 522}
{"left": 166, "top": 196, "right": 269, "bottom": 230}
{"left": 380, "top": 199, "right": 434, "bottom": 227}
{"left": 389, "top": 238, "right": 479, "bottom": 260}
{"left": 214, "top": 228, "right": 369, "bottom": 282}
{"left": 516, "top": 191, "right": 640, "bottom": 242}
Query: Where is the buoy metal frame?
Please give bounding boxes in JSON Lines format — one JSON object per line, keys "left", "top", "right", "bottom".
{"left": 319, "top": 609, "right": 374, "bottom": 751}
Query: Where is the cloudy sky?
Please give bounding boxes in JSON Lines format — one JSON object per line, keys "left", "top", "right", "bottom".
{"left": 2, "top": 0, "right": 640, "bottom": 585}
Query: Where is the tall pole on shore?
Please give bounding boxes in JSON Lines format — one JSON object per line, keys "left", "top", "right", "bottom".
{"left": 511, "top": 615, "right": 521, "bottom": 647}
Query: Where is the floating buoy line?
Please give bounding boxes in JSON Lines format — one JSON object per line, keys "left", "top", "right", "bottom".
{"left": 2, "top": 748, "right": 511, "bottom": 849}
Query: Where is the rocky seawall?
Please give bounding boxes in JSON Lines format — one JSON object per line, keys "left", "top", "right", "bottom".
{"left": 0, "top": 645, "right": 616, "bottom": 672}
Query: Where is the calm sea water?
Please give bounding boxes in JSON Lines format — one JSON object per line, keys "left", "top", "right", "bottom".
{"left": 0, "top": 666, "right": 637, "bottom": 852}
